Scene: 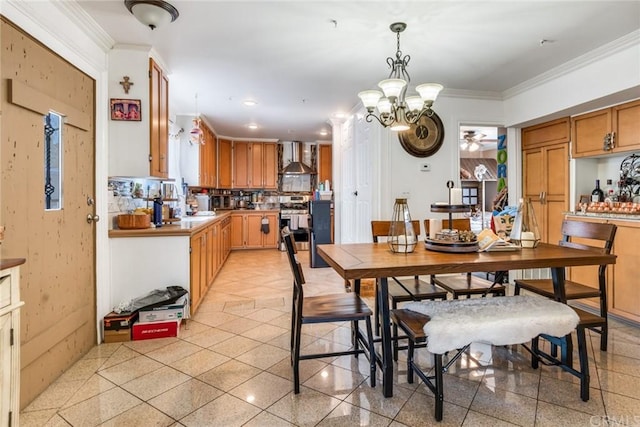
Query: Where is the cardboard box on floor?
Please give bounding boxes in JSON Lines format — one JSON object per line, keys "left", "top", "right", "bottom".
{"left": 138, "top": 294, "right": 188, "bottom": 323}
{"left": 132, "top": 319, "right": 181, "bottom": 340}
{"left": 103, "top": 311, "right": 138, "bottom": 343}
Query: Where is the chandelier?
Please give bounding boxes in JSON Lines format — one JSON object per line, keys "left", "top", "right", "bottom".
{"left": 358, "top": 22, "right": 443, "bottom": 132}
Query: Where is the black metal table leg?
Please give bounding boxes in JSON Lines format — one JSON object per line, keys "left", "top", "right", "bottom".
{"left": 378, "top": 276, "right": 394, "bottom": 397}
{"left": 551, "top": 266, "right": 573, "bottom": 366}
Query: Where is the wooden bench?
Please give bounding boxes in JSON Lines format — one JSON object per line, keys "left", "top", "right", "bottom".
{"left": 391, "top": 296, "right": 588, "bottom": 422}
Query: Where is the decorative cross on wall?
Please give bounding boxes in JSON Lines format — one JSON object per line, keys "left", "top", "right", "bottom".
{"left": 119, "top": 76, "right": 134, "bottom": 94}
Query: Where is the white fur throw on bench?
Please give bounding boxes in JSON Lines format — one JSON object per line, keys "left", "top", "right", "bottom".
{"left": 404, "top": 296, "right": 579, "bottom": 354}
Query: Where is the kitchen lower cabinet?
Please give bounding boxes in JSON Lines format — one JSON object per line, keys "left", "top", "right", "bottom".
{"left": 231, "top": 212, "right": 279, "bottom": 249}
{"left": 190, "top": 229, "right": 205, "bottom": 312}
{"left": 0, "top": 259, "right": 25, "bottom": 427}
{"left": 566, "top": 215, "right": 640, "bottom": 324}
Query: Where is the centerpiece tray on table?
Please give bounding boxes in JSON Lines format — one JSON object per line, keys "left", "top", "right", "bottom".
{"left": 424, "top": 228, "right": 479, "bottom": 253}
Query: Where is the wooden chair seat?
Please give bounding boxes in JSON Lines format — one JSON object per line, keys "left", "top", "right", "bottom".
{"left": 303, "top": 293, "right": 372, "bottom": 321}
{"left": 387, "top": 279, "right": 448, "bottom": 302}
{"left": 515, "top": 219, "right": 617, "bottom": 351}
{"left": 432, "top": 274, "right": 506, "bottom": 298}
{"left": 515, "top": 279, "right": 600, "bottom": 299}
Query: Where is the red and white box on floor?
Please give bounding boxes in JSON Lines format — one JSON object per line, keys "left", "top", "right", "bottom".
{"left": 132, "top": 318, "right": 181, "bottom": 340}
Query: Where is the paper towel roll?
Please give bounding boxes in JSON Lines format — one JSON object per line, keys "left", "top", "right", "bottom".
{"left": 428, "top": 219, "right": 442, "bottom": 239}
{"left": 451, "top": 188, "right": 463, "bottom": 205}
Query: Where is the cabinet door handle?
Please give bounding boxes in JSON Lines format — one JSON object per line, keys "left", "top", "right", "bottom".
{"left": 611, "top": 131, "right": 615, "bottom": 149}
{"left": 603, "top": 132, "right": 614, "bottom": 151}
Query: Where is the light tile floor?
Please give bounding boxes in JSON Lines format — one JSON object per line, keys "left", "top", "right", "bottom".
{"left": 20, "top": 249, "right": 640, "bottom": 426}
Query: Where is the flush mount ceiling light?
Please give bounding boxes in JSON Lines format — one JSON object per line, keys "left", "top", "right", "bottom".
{"left": 124, "top": 0, "right": 179, "bottom": 30}
{"left": 243, "top": 99, "right": 258, "bottom": 107}
{"left": 358, "top": 22, "right": 443, "bottom": 132}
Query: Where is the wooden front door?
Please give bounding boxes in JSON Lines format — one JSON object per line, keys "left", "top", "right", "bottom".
{"left": 0, "top": 18, "right": 97, "bottom": 408}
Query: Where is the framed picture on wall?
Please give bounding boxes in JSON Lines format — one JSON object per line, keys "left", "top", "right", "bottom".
{"left": 110, "top": 98, "right": 141, "bottom": 121}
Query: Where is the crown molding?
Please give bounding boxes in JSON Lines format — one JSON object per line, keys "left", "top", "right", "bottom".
{"left": 503, "top": 29, "right": 640, "bottom": 100}
{"left": 441, "top": 88, "right": 503, "bottom": 101}
{"left": 53, "top": 0, "right": 114, "bottom": 53}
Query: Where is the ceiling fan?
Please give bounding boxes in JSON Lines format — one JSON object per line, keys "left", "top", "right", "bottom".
{"left": 460, "top": 130, "right": 486, "bottom": 152}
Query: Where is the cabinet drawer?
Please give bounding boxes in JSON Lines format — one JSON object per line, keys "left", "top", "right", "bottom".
{"left": 0, "top": 274, "right": 10, "bottom": 309}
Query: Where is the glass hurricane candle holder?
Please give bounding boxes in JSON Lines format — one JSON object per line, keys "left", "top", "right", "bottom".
{"left": 510, "top": 198, "right": 541, "bottom": 248}
{"left": 388, "top": 198, "right": 417, "bottom": 253}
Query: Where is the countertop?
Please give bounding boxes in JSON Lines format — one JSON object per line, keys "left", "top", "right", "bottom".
{"left": 108, "top": 209, "right": 281, "bottom": 238}
{"left": 566, "top": 212, "right": 640, "bottom": 221}
{"left": 109, "top": 212, "right": 230, "bottom": 238}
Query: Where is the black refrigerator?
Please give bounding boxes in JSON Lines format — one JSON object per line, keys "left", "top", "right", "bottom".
{"left": 309, "top": 200, "right": 332, "bottom": 268}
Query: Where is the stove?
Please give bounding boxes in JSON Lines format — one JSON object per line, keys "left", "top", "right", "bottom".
{"left": 279, "top": 195, "right": 310, "bottom": 250}
{"left": 279, "top": 195, "right": 310, "bottom": 217}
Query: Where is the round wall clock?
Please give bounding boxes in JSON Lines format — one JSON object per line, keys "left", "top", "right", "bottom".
{"left": 398, "top": 112, "right": 445, "bottom": 157}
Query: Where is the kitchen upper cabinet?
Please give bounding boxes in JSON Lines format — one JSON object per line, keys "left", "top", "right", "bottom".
{"left": 230, "top": 212, "right": 278, "bottom": 249}
{"left": 198, "top": 123, "right": 217, "bottom": 187}
{"left": 318, "top": 144, "right": 333, "bottom": 185}
{"left": 571, "top": 99, "right": 640, "bottom": 158}
{"left": 522, "top": 141, "right": 569, "bottom": 245}
{"left": 521, "top": 117, "right": 570, "bottom": 150}
{"left": 233, "top": 142, "right": 250, "bottom": 188}
{"left": 233, "top": 142, "right": 278, "bottom": 189}
{"left": 149, "top": 58, "right": 169, "bottom": 178}
{"left": 218, "top": 138, "right": 233, "bottom": 189}
{"left": 262, "top": 143, "right": 278, "bottom": 189}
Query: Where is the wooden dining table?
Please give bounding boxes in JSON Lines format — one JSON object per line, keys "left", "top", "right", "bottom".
{"left": 317, "top": 242, "right": 616, "bottom": 397}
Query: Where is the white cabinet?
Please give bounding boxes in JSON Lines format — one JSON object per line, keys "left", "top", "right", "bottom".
{"left": 0, "top": 259, "right": 25, "bottom": 427}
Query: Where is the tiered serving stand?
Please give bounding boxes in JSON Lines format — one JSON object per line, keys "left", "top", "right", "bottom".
{"left": 425, "top": 181, "right": 478, "bottom": 253}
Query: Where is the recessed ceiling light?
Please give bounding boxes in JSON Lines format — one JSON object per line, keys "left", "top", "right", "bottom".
{"left": 247, "top": 123, "right": 258, "bottom": 130}
{"left": 333, "top": 112, "right": 346, "bottom": 118}
{"left": 243, "top": 99, "right": 257, "bottom": 107}
{"left": 319, "top": 130, "right": 328, "bottom": 136}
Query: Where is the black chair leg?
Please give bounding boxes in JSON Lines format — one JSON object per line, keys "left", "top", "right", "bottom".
{"left": 293, "top": 317, "right": 303, "bottom": 394}
{"left": 407, "top": 339, "right": 415, "bottom": 384}
{"left": 365, "top": 317, "right": 376, "bottom": 388}
{"left": 353, "top": 320, "right": 360, "bottom": 356}
{"left": 434, "top": 354, "right": 444, "bottom": 422}
{"left": 374, "top": 279, "right": 380, "bottom": 337}
{"left": 392, "top": 301, "right": 400, "bottom": 361}
{"left": 577, "top": 326, "right": 590, "bottom": 401}
{"left": 531, "top": 336, "right": 540, "bottom": 369}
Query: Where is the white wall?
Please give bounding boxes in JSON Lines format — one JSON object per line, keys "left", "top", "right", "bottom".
{"left": 108, "top": 46, "right": 153, "bottom": 177}
{"left": 503, "top": 31, "right": 640, "bottom": 127}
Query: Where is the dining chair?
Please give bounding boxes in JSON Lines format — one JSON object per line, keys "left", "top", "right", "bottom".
{"left": 424, "top": 218, "right": 506, "bottom": 299}
{"left": 282, "top": 232, "right": 377, "bottom": 393}
{"left": 514, "top": 219, "right": 617, "bottom": 351}
{"left": 371, "top": 220, "right": 448, "bottom": 360}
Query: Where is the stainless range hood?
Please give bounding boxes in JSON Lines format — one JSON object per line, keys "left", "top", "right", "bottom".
{"left": 283, "top": 141, "right": 314, "bottom": 174}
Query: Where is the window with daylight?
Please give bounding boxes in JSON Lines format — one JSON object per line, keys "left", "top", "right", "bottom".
{"left": 44, "top": 111, "right": 63, "bottom": 210}
{"left": 462, "top": 186, "right": 478, "bottom": 206}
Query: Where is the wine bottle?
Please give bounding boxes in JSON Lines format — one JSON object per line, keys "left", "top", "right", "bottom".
{"left": 591, "top": 179, "right": 604, "bottom": 202}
